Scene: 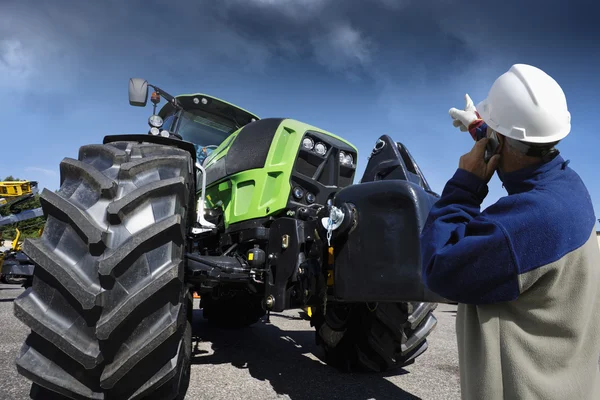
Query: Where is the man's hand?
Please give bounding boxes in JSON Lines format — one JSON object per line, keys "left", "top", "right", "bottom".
{"left": 449, "top": 94, "right": 480, "bottom": 132}
{"left": 459, "top": 138, "right": 501, "bottom": 183}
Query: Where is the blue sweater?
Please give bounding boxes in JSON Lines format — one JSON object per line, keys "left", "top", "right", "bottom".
{"left": 420, "top": 154, "right": 597, "bottom": 304}
{"left": 421, "top": 154, "right": 600, "bottom": 399}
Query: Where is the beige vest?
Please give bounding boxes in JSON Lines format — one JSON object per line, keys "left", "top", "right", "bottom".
{"left": 456, "top": 228, "right": 600, "bottom": 400}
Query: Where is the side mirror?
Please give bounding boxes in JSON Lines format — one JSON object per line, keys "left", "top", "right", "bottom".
{"left": 128, "top": 78, "right": 149, "bottom": 107}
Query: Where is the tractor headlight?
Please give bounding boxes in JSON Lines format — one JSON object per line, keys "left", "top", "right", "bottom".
{"left": 148, "top": 115, "right": 163, "bottom": 128}
{"left": 293, "top": 186, "right": 304, "bottom": 199}
{"left": 343, "top": 153, "right": 354, "bottom": 166}
{"left": 302, "top": 137, "right": 314, "bottom": 150}
{"left": 314, "top": 142, "right": 327, "bottom": 156}
{"left": 160, "top": 130, "right": 170, "bottom": 137}
{"left": 150, "top": 127, "right": 160, "bottom": 135}
{"left": 306, "top": 192, "right": 316, "bottom": 204}
{"left": 339, "top": 151, "right": 353, "bottom": 166}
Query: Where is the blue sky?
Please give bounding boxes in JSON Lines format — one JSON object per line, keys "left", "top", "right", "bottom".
{"left": 1, "top": 0, "right": 599, "bottom": 228}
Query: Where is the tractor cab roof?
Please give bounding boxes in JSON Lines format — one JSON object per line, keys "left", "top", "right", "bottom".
{"left": 158, "top": 93, "right": 260, "bottom": 128}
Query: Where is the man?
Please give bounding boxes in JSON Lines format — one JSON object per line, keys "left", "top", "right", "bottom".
{"left": 420, "top": 64, "right": 600, "bottom": 399}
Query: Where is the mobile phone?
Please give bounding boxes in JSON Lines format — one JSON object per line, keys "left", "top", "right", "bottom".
{"left": 484, "top": 130, "right": 499, "bottom": 163}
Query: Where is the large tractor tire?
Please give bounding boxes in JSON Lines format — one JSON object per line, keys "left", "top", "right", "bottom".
{"left": 311, "top": 301, "right": 437, "bottom": 372}
{"left": 201, "top": 293, "right": 265, "bottom": 328}
{"left": 14, "top": 141, "right": 195, "bottom": 399}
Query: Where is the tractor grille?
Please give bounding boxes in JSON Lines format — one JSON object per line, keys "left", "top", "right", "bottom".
{"left": 289, "top": 131, "right": 356, "bottom": 206}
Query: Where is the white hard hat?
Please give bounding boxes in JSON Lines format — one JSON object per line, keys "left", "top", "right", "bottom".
{"left": 476, "top": 64, "right": 571, "bottom": 144}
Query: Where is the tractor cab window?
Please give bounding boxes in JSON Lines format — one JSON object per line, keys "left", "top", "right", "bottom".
{"left": 162, "top": 114, "right": 176, "bottom": 132}
{"left": 176, "top": 110, "right": 238, "bottom": 165}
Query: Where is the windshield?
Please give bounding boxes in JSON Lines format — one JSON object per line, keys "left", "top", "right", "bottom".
{"left": 175, "top": 110, "right": 238, "bottom": 165}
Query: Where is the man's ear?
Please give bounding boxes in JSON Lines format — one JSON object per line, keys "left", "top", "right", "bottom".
{"left": 496, "top": 132, "right": 505, "bottom": 155}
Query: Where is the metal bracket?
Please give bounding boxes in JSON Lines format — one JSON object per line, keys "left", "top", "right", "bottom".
{"left": 321, "top": 206, "right": 345, "bottom": 247}
{"left": 195, "top": 162, "right": 216, "bottom": 230}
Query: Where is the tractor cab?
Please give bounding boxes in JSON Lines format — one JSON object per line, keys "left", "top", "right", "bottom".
{"left": 128, "top": 79, "right": 260, "bottom": 165}
{"left": 157, "top": 94, "right": 260, "bottom": 165}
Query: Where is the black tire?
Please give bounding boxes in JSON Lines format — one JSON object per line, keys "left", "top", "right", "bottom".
{"left": 201, "top": 293, "right": 265, "bottom": 328}
{"left": 14, "top": 141, "right": 195, "bottom": 399}
{"left": 311, "top": 301, "right": 438, "bottom": 372}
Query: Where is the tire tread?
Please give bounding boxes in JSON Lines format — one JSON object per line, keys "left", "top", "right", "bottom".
{"left": 313, "top": 302, "right": 437, "bottom": 372}
{"left": 15, "top": 140, "right": 194, "bottom": 399}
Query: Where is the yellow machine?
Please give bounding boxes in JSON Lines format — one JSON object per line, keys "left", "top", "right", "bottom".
{"left": 0, "top": 227, "right": 37, "bottom": 285}
{"left": 0, "top": 228, "right": 21, "bottom": 267}
{"left": 0, "top": 180, "right": 38, "bottom": 209}
{"left": 0, "top": 180, "right": 42, "bottom": 286}
{"left": 0, "top": 180, "right": 36, "bottom": 198}
{"left": 11, "top": 228, "right": 22, "bottom": 252}
{"left": 0, "top": 180, "right": 43, "bottom": 228}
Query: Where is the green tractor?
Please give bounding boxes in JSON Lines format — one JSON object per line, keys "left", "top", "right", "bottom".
{"left": 13, "top": 79, "right": 447, "bottom": 399}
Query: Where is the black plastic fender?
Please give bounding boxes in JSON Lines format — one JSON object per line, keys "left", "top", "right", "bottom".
{"left": 329, "top": 135, "right": 449, "bottom": 304}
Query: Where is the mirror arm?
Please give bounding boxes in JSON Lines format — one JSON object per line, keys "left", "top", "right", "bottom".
{"left": 148, "top": 84, "right": 183, "bottom": 111}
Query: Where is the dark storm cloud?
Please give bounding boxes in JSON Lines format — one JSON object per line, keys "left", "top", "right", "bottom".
{"left": 1, "top": 0, "right": 597, "bottom": 93}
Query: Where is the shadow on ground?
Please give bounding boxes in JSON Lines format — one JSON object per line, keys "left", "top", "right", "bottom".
{"left": 0, "top": 298, "right": 16, "bottom": 303}
{"left": 191, "top": 310, "right": 422, "bottom": 400}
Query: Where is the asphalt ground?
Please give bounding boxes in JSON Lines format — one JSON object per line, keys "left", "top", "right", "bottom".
{"left": 0, "top": 283, "right": 461, "bottom": 400}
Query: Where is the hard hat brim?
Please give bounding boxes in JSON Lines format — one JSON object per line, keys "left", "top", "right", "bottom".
{"left": 477, "top": 99, "right": 571, "bottom": 144}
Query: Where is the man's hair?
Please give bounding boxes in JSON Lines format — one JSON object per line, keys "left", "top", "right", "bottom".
{"left": 505, "top": 137, "right": 560, "bottom": 162}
